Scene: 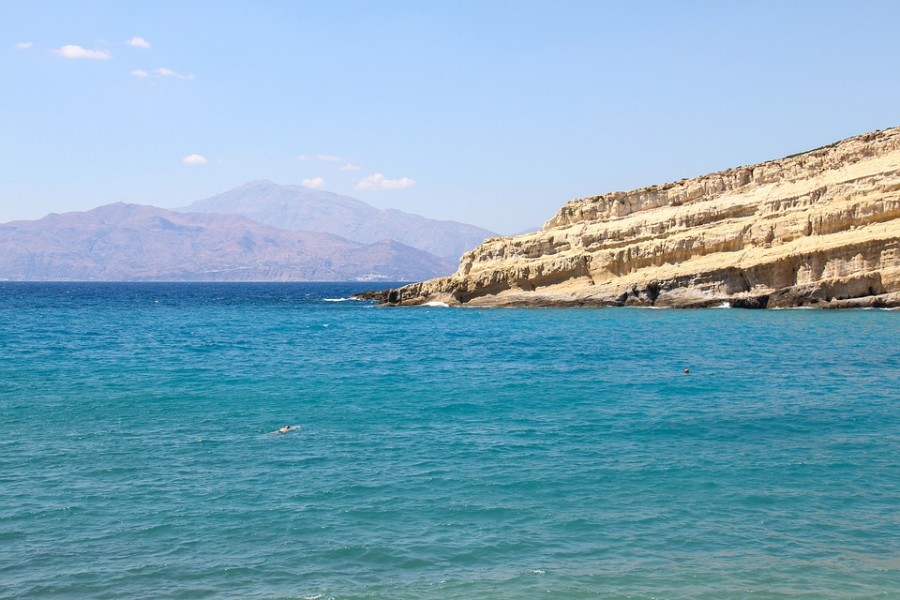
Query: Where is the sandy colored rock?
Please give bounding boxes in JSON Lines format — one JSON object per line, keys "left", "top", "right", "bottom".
{"left": 374, "top": 127, "right": 900, "bottom": 308}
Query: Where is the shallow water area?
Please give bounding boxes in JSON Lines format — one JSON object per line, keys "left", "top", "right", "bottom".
{"left": 1, "top": 282, "right": 898, "bottom": 599}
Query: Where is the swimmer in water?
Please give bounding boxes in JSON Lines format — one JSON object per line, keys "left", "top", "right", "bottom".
{"left": 270, "top": 425, "right": 299, "bottom": 435}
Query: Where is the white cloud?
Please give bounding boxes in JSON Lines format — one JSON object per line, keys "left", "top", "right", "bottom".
{"left": 53, "top": 44, "right": 112, "bottom": 60}
{"left": 182, "top": 153, "right": 208, "bottom": 165}
{"left": 302, "top": 177, "right": 326, "bottom": 189}
{"left": 298, "top": 154, "right": 341, "bottom": 162}
{"left": 130, "top": 69, "right": 149, "bottom": 78}
{"left": 340, "top": 163, "right": 360, "bottom": 171}
{"left": 356, "top": 173, "right": 416, "bottom": 190}
{"left": 126, "top": 37, "right": 151, "bottom": 49}
{"left": 15, "top": 42, "right": 34, "bottom": 50}
{"left": 156, "top": 67, "right": 194, "bottom": 80}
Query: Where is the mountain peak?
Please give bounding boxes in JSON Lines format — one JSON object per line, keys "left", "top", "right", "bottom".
{"left": 183, "top": 182, "right": 497, "bottom": 261}
{"left": 238, "top": 179, "right": 277, "bottom": 188}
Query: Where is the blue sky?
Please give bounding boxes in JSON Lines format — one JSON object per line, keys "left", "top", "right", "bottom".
{"left": 3, "top": 1, "right": 899, "bottom": 233}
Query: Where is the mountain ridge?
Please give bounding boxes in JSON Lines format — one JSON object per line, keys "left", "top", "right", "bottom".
{"left": 0, "top": 203, "right": 454, "bottom": 282}
{"left": 181, "top": 180, "right": 497, "bottom": 262}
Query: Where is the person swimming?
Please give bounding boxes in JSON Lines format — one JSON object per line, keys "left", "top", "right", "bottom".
{"left": 270, "top": 425, "right": 300, "bottom": 435}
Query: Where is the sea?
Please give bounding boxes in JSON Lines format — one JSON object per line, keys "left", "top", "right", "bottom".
{"left": 1, "top": 282, "right": 897, "bottom": 600}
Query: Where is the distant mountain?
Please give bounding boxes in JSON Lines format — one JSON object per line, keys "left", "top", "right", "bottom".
{"left": 181, "top": 180, "right": 497, "bottom": 262}
{"left": 0, "top": 203, "right": 454, "bottom": 281}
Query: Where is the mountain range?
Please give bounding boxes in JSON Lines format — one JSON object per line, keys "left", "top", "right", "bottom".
{"left": 183, "top": 180, "right": 496, "bottom": 262}
{"left": 0, "top": 182, "right": 498, "bottom": 281}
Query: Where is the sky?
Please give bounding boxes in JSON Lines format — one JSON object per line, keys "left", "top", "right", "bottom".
{"left": 2, "top": 1, "right": 899, "bottom": 234}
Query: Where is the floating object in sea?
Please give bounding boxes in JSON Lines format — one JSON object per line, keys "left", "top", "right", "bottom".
{"left": 270, "top": 425, "right": 301, "bottom": 435}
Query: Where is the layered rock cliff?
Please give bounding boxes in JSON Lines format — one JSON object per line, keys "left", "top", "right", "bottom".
{"left": 373, "top": 127, "right": 900, "bottom": 308}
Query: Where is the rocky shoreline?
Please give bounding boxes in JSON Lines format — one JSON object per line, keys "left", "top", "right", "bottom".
{"left": 362, "top": 127, "right": 900, "bottom": 309}
{"left": 355, "top": 288, "right": 900, "bottom": 309}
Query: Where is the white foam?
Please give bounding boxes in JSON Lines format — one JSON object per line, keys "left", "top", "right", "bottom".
{"left": 713, "top": 301, "right": 732, "bottom": 309}
{"left": 421, "top": 301, "right": 450, "bottom": 307}
{"left": 323, "top": 297, "right": 350, "bottom": 302}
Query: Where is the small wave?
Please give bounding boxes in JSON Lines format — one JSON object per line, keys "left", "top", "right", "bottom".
{"left": 712, "top": 301, "right": 732, "bottom": 309}
{"left": 421, "top": 301, "right": 450, "bottom": 307}
{"left": 323, "top": 298, "right": 350, "bottom": 302}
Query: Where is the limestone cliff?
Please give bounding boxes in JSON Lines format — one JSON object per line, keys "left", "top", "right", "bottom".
{"left": 373, "top": 127, "right": 900, "bottom": 308}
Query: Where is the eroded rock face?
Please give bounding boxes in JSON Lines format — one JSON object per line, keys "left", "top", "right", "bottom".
{"left": 381, "top": 128, "right": 900, "bottom": 308}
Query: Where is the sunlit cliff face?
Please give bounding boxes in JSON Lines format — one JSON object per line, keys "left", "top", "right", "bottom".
{"left": 386, "top": 127, "right": 900, "bottom": 309}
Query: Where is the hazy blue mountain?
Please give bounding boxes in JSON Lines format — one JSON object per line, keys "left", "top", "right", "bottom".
{"left": 0, "top": 203, "right": 454, "bottom": 281}
{"left": 182, "top": 180, "right": 497, "bottom": 262}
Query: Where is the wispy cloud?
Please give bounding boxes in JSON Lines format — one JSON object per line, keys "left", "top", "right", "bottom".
{"left": 340, "top": 163, "right": 360, "bottom": 172}
{"left": 15, "top": 42, "right": 34, "bottom": 50}
{"left": 302, "top": 177, "right": 326, "bottom": 189}
{"left": 126, "top": 37, "right": 151, "bottom": 49}
{"left": 156, "top": 67, "right": 194, "bottom": 80}
{"left": 53, "top": 44, "right": 112, "bottom": 60}
{"left": 298, "top": 154, "right": 341, "bottom": 162}
{"left": 356, "top": 173, "right": 416, "bottom": 190}
{"left": 182, "top": 154, "right": 208, "bottom": 165}
{"left": 130, "top": 69, "right": 149, "bottom": 78}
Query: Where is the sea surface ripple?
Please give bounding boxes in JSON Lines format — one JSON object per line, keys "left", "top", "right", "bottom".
{"left": 1, "top": 282, "right": 897, "bottom": 599}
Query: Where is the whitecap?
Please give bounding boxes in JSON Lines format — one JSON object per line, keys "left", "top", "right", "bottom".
{"left": 421, "top": 301, "right": 450, "bottom": 307}
{"left": 712, "top": 301, "right": 732, "bottom": 309}
{"left": 323, "top": 297, "right": 350, "bottom": 302}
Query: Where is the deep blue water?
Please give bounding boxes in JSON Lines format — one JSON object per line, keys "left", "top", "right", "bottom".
{"left": 1, "top": 282, "right": 898, "bottom": 599}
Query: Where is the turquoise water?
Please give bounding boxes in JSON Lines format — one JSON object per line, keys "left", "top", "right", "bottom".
{"left": 1, "top": 283, "right": 898, "bottom": 600}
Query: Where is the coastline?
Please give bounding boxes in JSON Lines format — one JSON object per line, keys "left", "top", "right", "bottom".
{"left": 357, "top": 287, "right": 900, "bottom": 309}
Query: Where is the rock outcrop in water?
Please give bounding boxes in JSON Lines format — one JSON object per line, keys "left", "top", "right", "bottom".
{"left": 370, "top": 127, "right": 900, "bottom": 308}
